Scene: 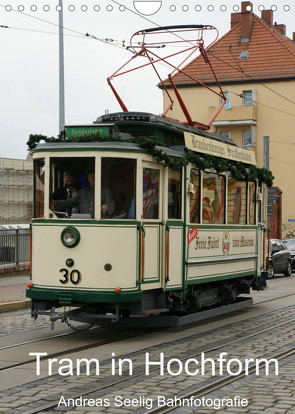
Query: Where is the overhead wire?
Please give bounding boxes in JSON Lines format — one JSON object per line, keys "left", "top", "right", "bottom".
{"left": 109, "top": 1, "right": 295, "bottom": 112}
{"left": 207, "top": 48, "right": 295, "bottom": 107}
{"left": 0, "top": 3, "right": 127, "bottom": 50}
{"left": 2, "top": 1, "right": 295, "bottom": 116}
{"left": 1, "top": 24, "right": 85, "bottom": 38}
{"left": 270, "top": 157, "right": 295, "bottom": 167}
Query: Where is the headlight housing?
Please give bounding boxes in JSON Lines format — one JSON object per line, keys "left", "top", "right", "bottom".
{"left": 61, "top": 226, "right": 80, "bottom": 248}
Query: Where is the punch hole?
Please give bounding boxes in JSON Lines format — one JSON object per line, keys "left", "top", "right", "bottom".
{"left": 182, "top": 5, "right": 189, "bottom": 11}
{"left": 68, "top": 5, "right": 75, "bottom": 12}
{"left": 271, "top": 5, "right": 277, "bottom": 11}
{"left": 119, "top": 5, "right": 126, "bottom": 11}
{"left": 81, "top": 5, "right": 88, "bottom": 12}
{"left": 220, "top": 5, "right": 227, "bottom": 12}
{"left": 246, "top": 4, "right": 252, "bottom": 11}
{"left": 18, "top": 5, "right": 25, "bottom": 11}
{"left": 208, "top": 5, "right": 214, "bottom": 12}
{"left": 233, "top": 5, "right": 240, "bottom": 11}
{"left": 30, "top": 5, "right": 37, "bottom": 11}
{"left": 170, "top": 5, "right": 176, "bottom": 11}
{"left": 43, "top": 5, "right": 50, "bottom": 12}
{"left": 283, "top": 5, "right": 290, "bottom": 11}
{"left": 258, "top": 5, "right": 265, "bottom": 11}
{"left": 195, "top": 5, "right": 201, "bottom": 12}
{"left": 106, "top": 5, "right": 113, "bottom": 11}
{"left": 5, "top": 5, "right": 12, "bottom": 11}
{"left": 56, "top": 5, "right": 62, "bottom": 12}
{"left": 94, "top": 5, "right": 100, "bottom": 12}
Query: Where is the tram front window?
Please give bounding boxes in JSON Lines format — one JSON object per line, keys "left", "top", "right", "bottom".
{"left": 50, "top": 157, "right": 136, "bottom": 219}
{"left": 50, "top": 157, "right": 96, "bottom": 218}
{"left": 34, "top": 159, "right": 45, "bottom": 218}
{"left": 101, "top": 158, "right": 136, "bottom": 219}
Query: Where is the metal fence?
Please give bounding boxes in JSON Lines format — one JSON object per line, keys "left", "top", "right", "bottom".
{"left": 0, "top": 229, "right": 30, "bottom": 265}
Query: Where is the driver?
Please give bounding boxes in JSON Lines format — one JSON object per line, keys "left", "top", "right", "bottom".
{"left": 51, "top": 169, "right": 115, "bottom": 218}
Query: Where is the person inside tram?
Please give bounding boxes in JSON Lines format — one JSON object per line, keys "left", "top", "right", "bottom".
{"left": 51, "top": 173, "right": 79, "bottom": 215}
{"left": 51, "top": 168, "right": 115, "bottom": 218}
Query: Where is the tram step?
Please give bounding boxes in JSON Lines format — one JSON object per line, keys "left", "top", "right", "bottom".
{"left": 59, "top": 292, "right": 72, "bottom": 305}
{"left": 142, "top": 308, "right": 169, "bottom": 314}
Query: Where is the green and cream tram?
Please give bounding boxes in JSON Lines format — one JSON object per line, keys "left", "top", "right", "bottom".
{"left": 27, "top": 112, "right": 270, "bottom": 325}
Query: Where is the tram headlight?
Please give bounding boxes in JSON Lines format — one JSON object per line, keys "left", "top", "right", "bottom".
{"left": 61, "top": 227, "right": 80, "bottom": 248}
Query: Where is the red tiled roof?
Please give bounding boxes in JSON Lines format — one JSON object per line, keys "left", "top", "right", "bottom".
{"left": 170, "top": 13, "right": 295, "bottom": 85}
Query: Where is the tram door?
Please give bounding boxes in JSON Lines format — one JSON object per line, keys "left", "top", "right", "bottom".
{"left": 141, "top": 164, "right": 162, "bottom": 285}
{"left": 165, "top": 168, "right": 183, "bottom": 289}
{"left": 141, "top": 164, "right": 183, "bottom": 289}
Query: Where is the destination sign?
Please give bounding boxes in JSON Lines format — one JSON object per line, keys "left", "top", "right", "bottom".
{"left": 184, "top": 132, "right": 256, "bottom": 166}
{"left": 65, "top": 125, "right": 110, "bottom": 138}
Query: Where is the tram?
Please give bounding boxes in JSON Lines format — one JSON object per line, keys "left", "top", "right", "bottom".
{"left": 26, "top": 111, "right": 271, "bottom": 325}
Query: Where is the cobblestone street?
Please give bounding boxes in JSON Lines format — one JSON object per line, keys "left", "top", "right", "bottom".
{"left": 1, "top": 299, "right": 295, "bottom": 413}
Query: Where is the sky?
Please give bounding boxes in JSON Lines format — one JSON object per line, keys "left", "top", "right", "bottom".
{"left": 0, "top": 0, "right": 294, "bottom": 159}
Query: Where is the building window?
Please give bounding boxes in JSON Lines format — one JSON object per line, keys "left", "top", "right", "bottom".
{"left": 243, "top": 130, "right": 252, "bottom": 147}
{"left": 243, "top": 90, "right": 252, "bottom": 106}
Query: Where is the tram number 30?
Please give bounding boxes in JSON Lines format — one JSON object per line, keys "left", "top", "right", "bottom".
{"left": 59, "top": 268, "right": 82, "bottom": 285}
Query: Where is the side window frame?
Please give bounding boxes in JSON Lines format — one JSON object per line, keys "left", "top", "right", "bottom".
{"left": 202, "top": 171, "right": 226, "bottom": 225}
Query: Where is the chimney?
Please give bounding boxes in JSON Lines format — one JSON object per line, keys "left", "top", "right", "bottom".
{"left": 261, "top": 9, "right": 273, "bottom": 26}
{"left": 240, "top": 1, "right": 253, "bottom": 42}
{"left": 231, "top": 12, "right": 241, "bottom": 29}
{"left": 274, "top": 23, "right": 286, "bottom": 36}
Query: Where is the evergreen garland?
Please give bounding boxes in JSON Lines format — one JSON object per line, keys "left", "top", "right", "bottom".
{"left": 27, "top": 133, "right": 274, "bottom": 187}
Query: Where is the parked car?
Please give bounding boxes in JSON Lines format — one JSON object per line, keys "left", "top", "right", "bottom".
{"left": 282, "top": 238, "right": 295, "bottom": 270}
{"left": 268, "top": 239, "right": 292, "bottom": 278}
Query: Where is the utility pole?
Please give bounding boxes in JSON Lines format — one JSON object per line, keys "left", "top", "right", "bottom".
{"left": 59, "top": 0, "right": 65, "bottom": 135}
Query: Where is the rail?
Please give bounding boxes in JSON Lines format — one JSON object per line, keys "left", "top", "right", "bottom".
{"left": 0, "top": 228, "right": 30, "bottom": 265}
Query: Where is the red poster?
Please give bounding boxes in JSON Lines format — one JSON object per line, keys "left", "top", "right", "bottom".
{"left": 187, "top": 225, "right": 198, "bottom": 244}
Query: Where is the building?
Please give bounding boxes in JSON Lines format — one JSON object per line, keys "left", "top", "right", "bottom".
{"left": 0, "top": 157, "right": 33, "bottom": 225}
{"left": 162, "top": 1, "right": 295, "bottom": 238}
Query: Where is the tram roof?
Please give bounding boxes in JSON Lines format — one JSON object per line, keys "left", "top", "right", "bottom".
{"left": 94, "top": 112, "right": 236, "bottom": 146}
{"left": 33, "top": 140, "right": 185, "bottom": 158}
{"left": 33, "top": 112, "right": 258, "bottom": 166}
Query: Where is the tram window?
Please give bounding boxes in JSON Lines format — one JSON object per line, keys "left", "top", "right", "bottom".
{"left": 101, "top": 158, "right": 136, "bottom": 219}
{"left": 249, "top": 182, "right": 256, "bottom": 225}
{"left": 143, "top": 168, "right": 159, "bottom": 219}
{"left": 168, "top": 168, "right": 182, "bottom": 219}
{"left": 189, "top": 169, "right": 200, "bottom": 223}
{"left": 227, "top": 177, "right": 247, "bottom": 225}
{"left": 50, "top": 157, "right": 95, "bottom": 218}
{"left": 202, "top": 172, "right": 225, "bottom": 224}
{"left": 34, "top": 159, "right": 45, "bottom": 218}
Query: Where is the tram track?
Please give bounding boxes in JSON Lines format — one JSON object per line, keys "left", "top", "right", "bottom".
{"left": 252, "top": 290, "right": 295, "bottom": 305}
{"left": 0, "top": 326, "right": 100, "bottom": 351}
{"left": 12, "top": 307, "right": 295, "bottom": 414}
{"left": 145, "top": 345, "right": 295, "bottom": 414}
{"left": 1, "top": 290, "right": 295, "bottom": 373}
{"left": 0, "top": 328, "right": 157, "bottom": 373}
